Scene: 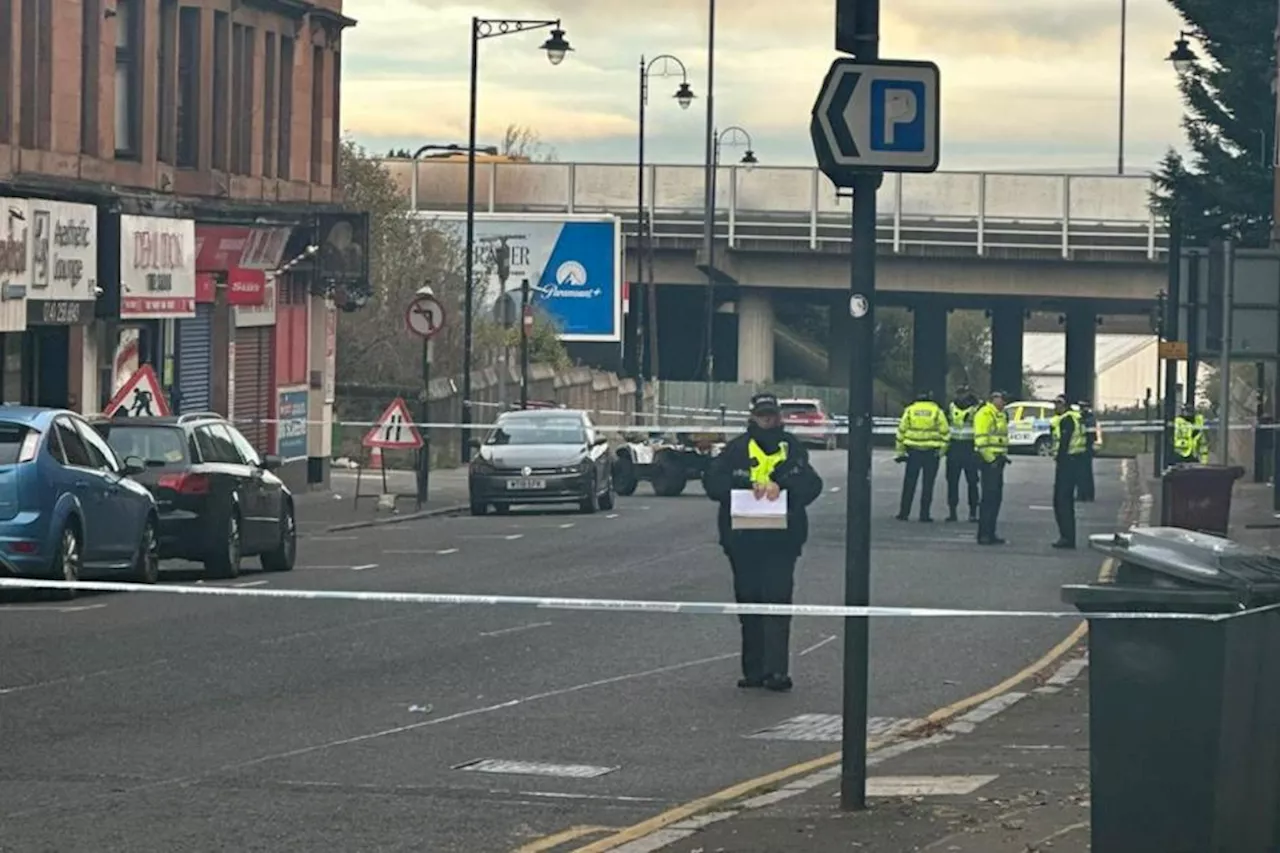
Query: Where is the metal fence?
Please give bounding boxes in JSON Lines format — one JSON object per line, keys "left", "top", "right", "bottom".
{"left": 394, "top": 160, "right": 1167, "bottom": 260}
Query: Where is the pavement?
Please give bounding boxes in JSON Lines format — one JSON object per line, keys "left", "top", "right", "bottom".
{"left": 0, "top": 450, "right": 1133, "bottom": 853}
{"left": 295, "top": 465, "right": 471, "bottom": 531}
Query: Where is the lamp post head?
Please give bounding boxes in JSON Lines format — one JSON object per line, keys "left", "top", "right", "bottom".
{"left": 675, "top": 81, "right": 695, "bottom": 109}
{"left": 1168, "top": 33, "right": 1196, "bottom": 74}
{"left": 542, "top": 27, "right": 572, "bottom": 65}
{"left": 417, "top": 282, "right": 435, "bottom": 297}
{"left": 740, "top": 149, "right": 758, "bottom": 171}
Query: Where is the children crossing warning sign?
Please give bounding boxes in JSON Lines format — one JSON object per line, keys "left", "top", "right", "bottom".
{"left": 104, "top": 365, "right": 171, "bottom": 418}
{"left": 363, "top": 398, "right": 423, "bottom": 449}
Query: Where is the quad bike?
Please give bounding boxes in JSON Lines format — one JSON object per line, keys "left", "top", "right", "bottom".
{"left": 612, "top": 430, "right": 724, "bottom": 497}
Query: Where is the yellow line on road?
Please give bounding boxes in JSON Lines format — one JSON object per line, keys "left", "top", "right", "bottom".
{"left": 553, "top": 551, "right": 1111, "bottom": 853}
{"left": 513, "top": 825, "right": 615, "bottom": 852}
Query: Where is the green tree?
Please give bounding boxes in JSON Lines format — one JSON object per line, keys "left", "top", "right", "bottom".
{"left": 335, "top": 139, "right": 569, "bottom": 386}
{"left": 1151, "top": 2, "right": 1275, "bottom": 246}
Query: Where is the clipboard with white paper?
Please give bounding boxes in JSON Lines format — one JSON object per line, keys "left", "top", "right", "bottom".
{"left": 729, "top": 488, "right": 789, "bottom": 530}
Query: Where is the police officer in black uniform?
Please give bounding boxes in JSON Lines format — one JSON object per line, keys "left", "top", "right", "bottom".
{"left": 705, "top": 393, "right": 824, "bottom": 692}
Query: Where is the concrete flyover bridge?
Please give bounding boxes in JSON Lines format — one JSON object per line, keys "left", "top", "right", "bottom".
{"left": 395, "top": 159, "right": 1168, "bottom": 400}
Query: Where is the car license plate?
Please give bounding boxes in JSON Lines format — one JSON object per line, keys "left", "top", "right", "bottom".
{"left": 507, "top": 478, "right": 546, "bottom": 490}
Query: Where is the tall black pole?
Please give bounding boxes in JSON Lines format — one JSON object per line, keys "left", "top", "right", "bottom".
{"left": 636, "top": 57, "right": 647, "bottom": 423}
{"left": 1185, "top": 247, "right": 1200, "bottom": 407}
{"left": 418, "top": 338, "right": 431, "bottom": 509}
{"left": 840, "top": 0, "right": 878, "bottom": 813}
{"left": 701, "top": 0, "right": 716, "bottom": 407}
{"left": 1117, "top": 0, "right": 1127, "bottom": 174}
{"left": 1162, "top": 212, "right": 1182, "bottom": 468}
{"left": 462, "top": 18, "right": 480, "bottom": 463}
{"left": 520, "top": 277, "right": 530, "bottom": 409}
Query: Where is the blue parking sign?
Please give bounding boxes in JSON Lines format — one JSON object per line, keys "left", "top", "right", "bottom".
{"left": 869, "top": 79, "right": 926, "bottom": 153}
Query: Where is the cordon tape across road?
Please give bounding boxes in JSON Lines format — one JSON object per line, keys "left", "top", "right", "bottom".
{"left": 0, "top": 578, "right": 1257, "bottom": 621}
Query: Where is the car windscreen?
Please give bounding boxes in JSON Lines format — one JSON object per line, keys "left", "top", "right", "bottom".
{"left": 485, "top": 416, "right": 586, "bottom": 446}
{"left": 780, "top": 403, "right": 820, "bottom": 416}
{"left": 99, "top": 425, "right": 189, "bottom": 467}
{"left": 0, "top": 422, "right": 33, "bottom": 465}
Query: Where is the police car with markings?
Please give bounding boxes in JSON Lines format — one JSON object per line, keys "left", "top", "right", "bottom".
{"left": 1006, "top": 400, "right": 1057, "bottom": 455}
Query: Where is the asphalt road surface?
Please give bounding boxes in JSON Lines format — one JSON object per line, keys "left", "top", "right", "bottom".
{"left": 0, "top": 450, "right": 1129, "bottom": 852}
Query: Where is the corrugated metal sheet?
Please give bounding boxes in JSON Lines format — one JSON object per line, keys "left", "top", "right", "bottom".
{"left": 1023, "top": 333, "right": 1155, "bottom": 376}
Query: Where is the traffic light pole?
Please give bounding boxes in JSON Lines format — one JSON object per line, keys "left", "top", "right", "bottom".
{"left": 839, "top": 0, "right": 878, "bottom": 813}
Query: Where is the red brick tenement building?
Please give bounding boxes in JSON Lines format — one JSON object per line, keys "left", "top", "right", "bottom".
{"left": 0, "top": 0, "right": 360, "bottom": 489}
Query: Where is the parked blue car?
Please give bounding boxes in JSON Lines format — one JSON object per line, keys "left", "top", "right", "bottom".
{"left": 0, "top": 408, "right": 159, "bottom": 596}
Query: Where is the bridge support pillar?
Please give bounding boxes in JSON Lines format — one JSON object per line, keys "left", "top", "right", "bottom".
{"left": 828, "top": 300, "right": 851, "bottom": 387}
{"left": 737, "top": 291, "right": 775, "bottom": 383}
{"left": 990, "top": 305, "right": 1025, "bottom": 396}
{"left": 912, "top": 305, "right": 948, "bottom": 401}
{"left": 1065, "top": 307, "right": 1097, "bottom": 404}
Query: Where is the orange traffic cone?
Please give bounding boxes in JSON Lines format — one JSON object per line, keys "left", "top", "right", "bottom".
{"left": 368, "top": 446, "right": 383, "bottom": 470}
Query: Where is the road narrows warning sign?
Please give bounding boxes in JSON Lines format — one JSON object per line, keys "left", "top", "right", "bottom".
{"left": 363, "top": 398, "right": 423, "bottom": 449}
{"left": 104, "top": 364, "right": 171, "bottom": 418}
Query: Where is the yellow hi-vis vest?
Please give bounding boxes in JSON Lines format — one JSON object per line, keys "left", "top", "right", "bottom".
{"left": 973, "top": 403, "right": 1009, "bottom": 463}
{"left": 1050, "top": 410, "right": 1087, "bottom": 456}
{"left": 896, "top": 401, "right": 950, "bottom": 454}
{"left": 1173, "top": 415, "right": 1208, "bottom": 462}
{"left": 747, "top": 439, "right": 788, "bottom": 484}
{"left": 949, "top": 402, "right": 977, "bottom": 442}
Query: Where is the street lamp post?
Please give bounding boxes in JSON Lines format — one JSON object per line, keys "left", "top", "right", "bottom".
{"left": 462, "top": 16, "right": 572, "bottom": 461}
{"left": 1118, "top": 0, "right": 1127, "bottom": 173}
{"left": 637, "top": 55, "right": 695, "bottom": 423}
{"left": 409, "top": 144, "right": 497, "bottom": 212}
{"left": 702, "top": 125, "right": 758, "bottom": 407}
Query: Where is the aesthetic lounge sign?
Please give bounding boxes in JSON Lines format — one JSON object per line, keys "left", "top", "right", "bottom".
{"left": 28, "top": 200, "right": 97, "bottom": 325}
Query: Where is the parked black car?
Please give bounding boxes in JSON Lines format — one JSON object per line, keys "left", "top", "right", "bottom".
{"left": 89, "top": 413, "right": 296, "bottom": 579}
{"left": 468, "top": 408, "right": 614, "bottom": 515}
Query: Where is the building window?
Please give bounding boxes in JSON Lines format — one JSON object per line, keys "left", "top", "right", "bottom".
{"left": 113, "top": 0, "right": 140, "bottom": 159}
{"left": 262, "top": 32, "right": 276, "bottom": 179}
{"left": 0, "top": 0, "right": 11, "bottom": 144}
{"left": 309, "top": 46, "right": 323, "bottom": 183}
{"left": 79, "top": 0, "right": 100, "bottom": 154}
{"left": 19, "top": 0, "right": 52, "bottom": 150}
{"left": 330, "top": 48, "right": 341, "bottom": 189}
{"left": 176, "top": 7, "right": 200, "bottom": 168}
{"left": 278, "top": 36, "right": 293, "bottom": 180}
{"left": 211, "top": 11, "right": 229, "bottom": 170}
{"left": 156, "top": 0, "right": 177, "bottom": 164}
{"left": 230, "top": 25, "right": 255, "bottom": 175}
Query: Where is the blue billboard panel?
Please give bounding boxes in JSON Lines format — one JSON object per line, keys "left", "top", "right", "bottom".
{"left": 419, "top": 213, "right": 622, "bottom": 342}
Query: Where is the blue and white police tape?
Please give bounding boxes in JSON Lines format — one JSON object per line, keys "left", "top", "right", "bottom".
{"left": 0, "top": 576, "right": 1261, "bottom": 622}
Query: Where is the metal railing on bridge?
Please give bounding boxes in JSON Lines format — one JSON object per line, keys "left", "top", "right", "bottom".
{"left": 394, "top": 160, "right": 1167, "bottom": 262}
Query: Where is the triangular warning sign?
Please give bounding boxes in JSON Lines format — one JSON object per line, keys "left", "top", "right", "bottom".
{"left": 104, "top": 365, "right": 171, "bottom": 418}
{"left": 363, "top": 398, "right": 423, "bottom": 449}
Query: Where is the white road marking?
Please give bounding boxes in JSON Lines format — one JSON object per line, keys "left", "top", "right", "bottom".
{"left": 232, "top": 580, "right": 269, "bottom": 588}
{"left": 748, "top": 714, "right": 920, "bottom": 743}
{"left": 350, "top": 563, "right": 378, "bottom": 571}
{"left": 455, "top": 759, "right": 618, "bottom": 779}
{"left": 606, "top": 513, "right": 619, "bottom": 519}
{"left": 798, "top": 635, "right": 837, "bottom": 656}
{"left": 505, "top": 534, "right": 524, "bottom": 540}
{"left": 507, "top": 790, "right": 664, "bottom": 803}
{"left": 0, "top": 659, "right": 170, "bottom": 697}
{"left": 437, "top": 548, "right": 459, "bottom": 555}
{"left": 1028, "top": 505, "right": 1054, "bottom": 511}
{"left": 559, "top": 523, "right": 575, "bottom": 529}
{"left": 298, "top": 565, "right": 371, "bottom": 570}
{"left": 0, "top": 602, "right": 107, "bottom": 613}
{"left": 105, "top": 651, "right": 739, "bottom": 795}
{"left": 867, "top": 775, "right": 998, "bottom": 797}
{"left": 480, "top": 621, "right": 553, "bottom": 638}
{"left": 829, "top": 486, "right": 841, "bottom": 493}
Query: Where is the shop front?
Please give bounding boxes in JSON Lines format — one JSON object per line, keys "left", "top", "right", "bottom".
{"left": 0, "top": 197, "right": 32, "bottom": 403}
{"left": 25, "top": 200, "right": 97, "bottom": 409}
{"left": 114, "top": 214, "right": 196, "bottom": 403}
{"left": 187, "top": 225, "right": 287, "bottom": 415}
{"left": 232, "top": 278, "right": 277, "bottom": 456}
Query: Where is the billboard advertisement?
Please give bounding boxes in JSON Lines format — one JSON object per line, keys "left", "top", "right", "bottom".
{"left": 417, "top": 213, "right": 622, "bottom": 342}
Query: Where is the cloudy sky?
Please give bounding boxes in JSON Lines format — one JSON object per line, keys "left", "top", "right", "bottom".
{"left": 340, "top": 0, "right": 1189, "bottom": 172}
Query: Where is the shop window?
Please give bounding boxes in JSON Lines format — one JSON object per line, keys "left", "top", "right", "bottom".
{"left": 275, "top": 280, "right": 308, "bottom": 386}
{"left": 113, "top": 0, "right": 141, "bottom": 159}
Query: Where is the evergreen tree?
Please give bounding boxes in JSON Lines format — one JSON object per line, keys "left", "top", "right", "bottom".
{"left": 1151, "top": 1, "right": 1276, "bottom": 246}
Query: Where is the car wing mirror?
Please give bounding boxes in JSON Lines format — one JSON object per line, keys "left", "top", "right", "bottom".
{"left": 122, "top": 455, "right": 146, "bottom": 476}
{"left": 260, "top": 454, "right": 282, "bottom": 470}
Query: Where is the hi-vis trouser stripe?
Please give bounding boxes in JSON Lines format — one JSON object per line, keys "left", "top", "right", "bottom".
{"left": 0, "top": 577, "right": 1259, "bottom": 622}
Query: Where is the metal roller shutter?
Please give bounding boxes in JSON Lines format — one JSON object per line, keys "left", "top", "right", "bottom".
{"left": 176, "top": 303, "right": 214, "bottom": 413}
{"left": 234, "top": 327, "right": 275, "bottom": 454}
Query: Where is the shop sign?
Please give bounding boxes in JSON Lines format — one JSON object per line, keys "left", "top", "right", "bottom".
{"left": 27, "top": 299, "right": 93, "bottom": 325}
{"left": 234, "top": 278, "right": 276, "bottom": 327}
{"left": 0, "top": 198, "right": 31, "bottom": 299}
{"left": 276, "top": 387, "right": 309, "bottom": 461}
{"left": 120, "top": 215, "right": 196, "bottom": 318}
{"left": 195, "top": 225, "right": 288, "bottom": 307}
{"left": 29, "top": 200, "right": 96, "bottom": 303}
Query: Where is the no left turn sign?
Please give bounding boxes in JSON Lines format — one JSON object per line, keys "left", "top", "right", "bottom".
{"left": 406, "top": 294, "right": 446, "bottom": 339}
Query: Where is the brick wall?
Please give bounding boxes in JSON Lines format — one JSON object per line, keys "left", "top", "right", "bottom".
{"left": 0, "top": 0, "right": 349, "bottom": 203}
